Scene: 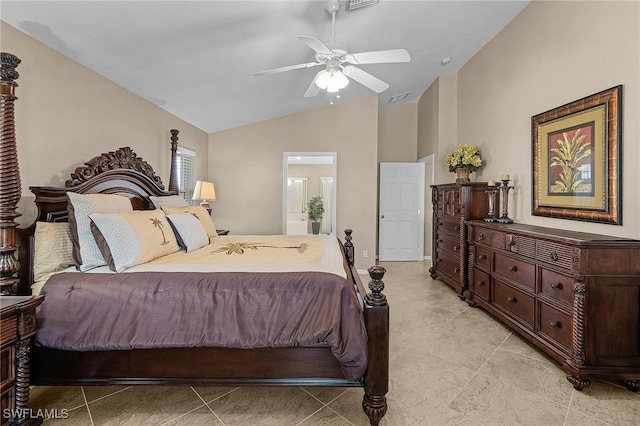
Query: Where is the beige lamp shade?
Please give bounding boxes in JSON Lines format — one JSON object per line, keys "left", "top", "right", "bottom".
{"left": 192, "top": 181, "right": 216, "bottom": 209}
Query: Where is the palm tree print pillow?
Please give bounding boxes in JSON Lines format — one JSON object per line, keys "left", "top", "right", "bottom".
{"left": 89, "top": 210, "right": 179, "bottom": 272}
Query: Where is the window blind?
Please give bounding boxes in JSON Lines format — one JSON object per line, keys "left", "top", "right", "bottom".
{"left": 176, "top": 147, "right": 196, "bottom": 203}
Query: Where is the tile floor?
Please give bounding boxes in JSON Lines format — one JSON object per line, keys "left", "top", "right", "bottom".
{"left": 30, "top": 261, "right": 640, "bottom": 425}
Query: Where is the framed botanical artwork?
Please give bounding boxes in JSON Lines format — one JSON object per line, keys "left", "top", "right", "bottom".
{"left": 532, "top": 85, "right": 622, "bottom": 225}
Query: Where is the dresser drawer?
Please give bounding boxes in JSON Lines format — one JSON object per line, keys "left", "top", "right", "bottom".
{"left": 472, "top": 268, "right": 490, "bottom": 301}
{"left": 0, "top": 318, "right": 17, "bottom": 347}
{"left": 435, "top": 250, "right": 461, "bottom": 281}
{"left": 471, "top": 227, "right": 491, "bottom": 246}
{"left": 436, "top": 232, "right": 462, "bottom": 255}
{"left": 474, "top": 245, "right": 491, "bottom": 272}
{"left": 436, "top": 219, "right": 462, "bottom": 235}
{"left": 537, "top": 241, "right": 573, "bottom": 270}
{"left": 0, "top": 346, "right": 14, "bottom": 389}
{"left": 493, "top": 252, "right": 535, "bottom": 289}
{"left": 539, "top": 302, "right": 573, "bottom": 351}
{"left": 494, "top": 279, "right": 535, "bottom": 326}
{"left": 540, "top": 268, "right": 574, "bottom": 306}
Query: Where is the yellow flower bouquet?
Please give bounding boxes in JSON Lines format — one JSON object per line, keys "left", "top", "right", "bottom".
{"left": 445, "top": 144, "right": 483, "bottom": 173}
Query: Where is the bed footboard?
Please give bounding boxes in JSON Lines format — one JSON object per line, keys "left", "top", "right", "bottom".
{"left": 362, "top": 265, "right": 389, "bottom": 425}
{"left": 342, "top": 230, "right": 389, "bottom": 425}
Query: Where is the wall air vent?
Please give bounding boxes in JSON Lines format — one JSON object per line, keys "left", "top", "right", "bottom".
{"left": 346, "top": 0, "right": 379, "bottom": 11}
{"left": 388, "top": 92, "right": 410, "bottom": 104}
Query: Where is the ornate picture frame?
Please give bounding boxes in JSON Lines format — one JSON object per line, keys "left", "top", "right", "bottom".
{"left": 532, "top": 86, "right": 622, "bottom": 225}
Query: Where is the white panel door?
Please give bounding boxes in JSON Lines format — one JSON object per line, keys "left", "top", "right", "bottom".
{"left": 379, "top": 162, "right": 424, "bottom": 261}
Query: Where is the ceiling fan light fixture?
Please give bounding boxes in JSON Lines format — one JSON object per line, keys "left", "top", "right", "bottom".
{"left": 316, "top": 69, "right": 349, "bottom": 92}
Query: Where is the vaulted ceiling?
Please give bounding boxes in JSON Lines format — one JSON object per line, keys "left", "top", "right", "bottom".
{"left": 2, "top": 1, "right": 530, "bottom": 133}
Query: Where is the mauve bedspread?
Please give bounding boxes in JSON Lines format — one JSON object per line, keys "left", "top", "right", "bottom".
{"left": 35, "top": 270, "right": 368, "bottom": 380}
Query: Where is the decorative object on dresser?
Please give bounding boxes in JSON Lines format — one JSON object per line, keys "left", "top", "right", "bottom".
{"left": 429, "top": 182, "right": 496, "bottom": 299}
{"left": 445, "top": 144, "right": 483, "bottom": 183}
{"left": 532, "top": 85, "right": 622, "bottom": 225}
{"left": 483, "top": 181, "right": 499, "bottom": 222}
{"left": 1, "top": 296, "right": 44, "bottom": 425}
{"left": 466, "top": 221, "right": 640, "bottom": 391}
{"left": 496, "top": 175, "right": 514, "bottom": 224}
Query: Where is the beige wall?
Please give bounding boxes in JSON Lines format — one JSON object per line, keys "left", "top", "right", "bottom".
{"left": 458, "top": 0, "right": 639, "bottom": 238}
{"left": 378, "top": 103, "right": 418, "bottom": 162}
{"left": 1, "top": 22, "right": 209, "bottom": 226}
{"left": 209, "top": 96, "right": 379, "bottom": 269}
{"left": 418, "top": 72, "right": 459, "bottom": 183}
{"left": 417, "top": 78, "right": 439, "bottom": 161}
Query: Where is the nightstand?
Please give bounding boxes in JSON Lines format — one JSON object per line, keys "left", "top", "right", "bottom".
{"left": 1, "top": 296, "right": 43, "bottom": 425}
{"left": 217, "top": 230, "right": 229, "bottom": 236}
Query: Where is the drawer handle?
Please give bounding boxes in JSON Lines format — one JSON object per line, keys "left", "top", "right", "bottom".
{"left": 476, "top": 280, "right": 485, "bottom": 287}
{"left": 549, "top": 321, "right": 561, "bottom": 329}
{"left": 508, "top": 266, "right": 518, "bottom": 272}
{"left": 438, "top": 222, "right": 444, "bottom": 226}
{"left": 477, "top": 234, "right": 484, "bottom": 241}
{"left": 453, "top": 246, "right": 460, "bottom": 251}
{"left": 437, "top": 258, "right": 443, "bottom": 263}
{"left": 550, "top": 282, "right": 563, "bottom": 290}
{"left": 550, "top": 252, "right": 560, "bottom": 261}
{"left": 507, "top": 296, "right": 517, "bottom": 303}
{"left": 438, "top": 239, "right": 443, "bottom": 243}
{"left": 477, "top": 255, "right": 487, "bottom": 260}
{"left": 454, "top": 225, "right": 460, "bottom": 231}
{"left": 453, "top": 267, "right": 460, "bottom": 273}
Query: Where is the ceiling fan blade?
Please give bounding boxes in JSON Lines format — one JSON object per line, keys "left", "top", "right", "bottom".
{"left": 254, "top": 62, "right": 321, "bottom": 77}
{"left": 304, "top": 71, "right": 324, "bottom": 98}
{"left": 297, "top": 36, "right": 334, "bottom": 55}
{"left": 346, "top": 49, "right": 411, "bottom": 65}
{"left": 343, "top": 65, "right": 389, "bottom": 93}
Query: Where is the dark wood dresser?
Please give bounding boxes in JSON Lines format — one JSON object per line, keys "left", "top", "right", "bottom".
{"left": 466, "top": 221, "right": 640, "bottom": 391}
{"left": 429, "top": 182, "right": 494, "bottom": 298}
{"left": 1, "top": 296, "right": 43, "bottom": 425}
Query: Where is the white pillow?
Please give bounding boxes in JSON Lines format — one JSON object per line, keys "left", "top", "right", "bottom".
{"left": 149, "top": 195, "right": 188, "bottom": 209}
{"left": 161, "top": 206, "right": 218, "bottom": 238}
{"left": 67, "top": 192, "right": 133, "bottom": 271}
{"left": 89, "top": 210, "right": 179, "bottom": 272}
{"left": 166, "top": 213, "right": 210, "bottom": 252}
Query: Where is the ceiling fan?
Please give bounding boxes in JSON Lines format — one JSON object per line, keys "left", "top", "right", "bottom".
{"left": 254, "top": 0, "right": 410, "bottom": 98}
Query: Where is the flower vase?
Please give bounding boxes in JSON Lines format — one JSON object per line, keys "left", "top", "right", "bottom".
{"left": 455, "top": 168, "right": 471, "bottom": 183}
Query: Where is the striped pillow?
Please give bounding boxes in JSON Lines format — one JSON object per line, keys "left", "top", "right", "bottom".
{"left": 33, "top": 221, "right": 75, "bottom": 281}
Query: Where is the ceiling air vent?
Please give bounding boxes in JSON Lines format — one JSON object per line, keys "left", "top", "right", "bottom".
{"left": 346, "top": 0, "right": 379, "bottom": 11}
{"left": 388, "top": 92, "right": 410, "bottom": 104}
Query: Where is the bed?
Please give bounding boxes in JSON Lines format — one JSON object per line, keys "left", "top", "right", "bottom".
{"left": 1, "top": 54, "right": 389, "bottom": 425}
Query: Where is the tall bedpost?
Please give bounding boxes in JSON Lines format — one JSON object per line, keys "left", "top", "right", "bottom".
{"left": 344, "top": 228, "right": 355, "bottom": 265}
{"left": 0, "top": 52, "right": 22, "bottom": 295}
{"left": 363, "top": 265, "right": 389, "bottom": 425}
{"left": 168, "top": 129, "right": 179, "bottom": 195}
